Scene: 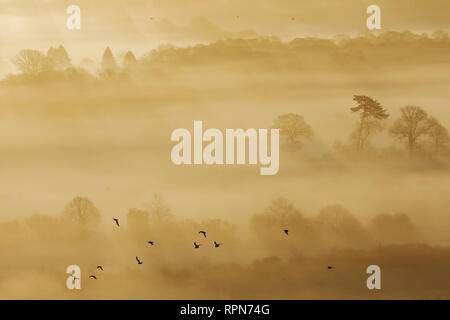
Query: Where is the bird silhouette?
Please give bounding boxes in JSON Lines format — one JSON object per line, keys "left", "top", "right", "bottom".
{"left": 214, "top": 241, "right": 223, "bottom": 248}
{"left": 284, "top": 229, "right": 289, "bottom": 235}
{"left": 147, "top": 241, "right": 155, "bottom": 246}
{"left": 113, "top": 218, "right": 120, "bottom": 227}
{"left": 97, "top": 265, "right": 103, "bottom": 271}
{"left": 89, "top": 275, "right": 97, "bottom": 279}
{"left": 136, "top": 256, "right": 143, "bottom": 264}
{"left": 199, "top": 231, "right": 207, "bottom": 238}
{"left": 328, "top": 265, "right": 334, "bottom": 270}
{"left": 194, "top": 242, "right": 201, "bottom": 249}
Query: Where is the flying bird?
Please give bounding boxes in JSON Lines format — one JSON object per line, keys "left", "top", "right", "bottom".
{"left": 194, "top": 242, "right": 201, "bottom": 249}
{"left": 214, "top": 241, "right": 223, "bottom": 248}
{"left": 136, "top": 256, "right": 143, "bottom": 264}
{"left": 97, "top": 265, "right": 103, "bottom": 271}
{"left": 199, "top": 231, "right": 207, "bottom": 238}
{"left": 89, "top": 275, "right": 97, "bottom": 279}
{"left": 113, "top": 218, "right": 120, "bottom": 227}
{"left": 284, "top": 229, "right": 289, "bottom": 235}
{"left": 147, "top": 241, "right": 155, "bottom": 246}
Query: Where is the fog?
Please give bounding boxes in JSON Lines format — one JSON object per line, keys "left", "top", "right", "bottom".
{"left": 1, "top": 4, "right": 450, "bottom": 298}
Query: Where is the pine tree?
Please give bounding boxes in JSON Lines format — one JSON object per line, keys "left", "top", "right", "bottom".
{"left": 350, "top": 95, "right": 389, "bottom": 152}
{"left": 123, "top": 50, "right": 137, "bottom": 69}
{"left": 101, "top": 47, "right": 118, "bottom": 71}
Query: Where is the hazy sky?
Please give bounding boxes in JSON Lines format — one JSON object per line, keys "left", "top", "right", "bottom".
{"left": 1, "top": 0, "right": 450, "bottom": 68}
{"left": 1, "top": 1, "right": 450, "bottom": 300}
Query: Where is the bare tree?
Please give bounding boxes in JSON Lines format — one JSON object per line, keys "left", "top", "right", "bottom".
{"left": 315, "top": 205, "right": 369, "bottom": 246}
{"left": 146, "top": 193, "right": 172, "bottom": 221}
{"left": 273, "top": 113, "right": 313, "bottom": 151}
{"left": 264, "top": 198, "right": 303, "bottom": 224}
{"left": 62, "top": 197, "right": 101, "bottom": 227}
{"left": 427, "top": 117, "right": 450, "bottom": 155}
{"left": 389, "top": 106, "right": 432, "bottom": 155}
{"left": 350, "top": 95, "right": 389, "bottom": 152}
{"left": 251, "top": 198, "right": 307, "bottom": 236}
{"left": 316, "top": 205, "right": 363, "bottom": 235}
{"left": 12, "top": 49, "right": 53, "bottom": 75}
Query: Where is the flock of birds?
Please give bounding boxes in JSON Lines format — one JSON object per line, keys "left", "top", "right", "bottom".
{"left": 84, "top": 219, "right": 333, "bottom": 280}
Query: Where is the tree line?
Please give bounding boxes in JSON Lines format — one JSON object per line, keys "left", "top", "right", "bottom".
{"left": 5, "top": 45, "right": 137, "bottom": 83}
{"left": 5, "top": 30, "right": 450, "bottom": 82}
{"left": 4, "top": 46, "right": 450, "bottom": 158}
{"left": 274, "top": 96, "right": 449, "bottom": 158}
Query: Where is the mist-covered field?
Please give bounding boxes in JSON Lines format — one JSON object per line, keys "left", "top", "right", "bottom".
{"left": 1, "top": 13, "right": 450, "bottom": 299}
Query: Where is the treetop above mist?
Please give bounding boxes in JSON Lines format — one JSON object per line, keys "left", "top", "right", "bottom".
{"left": 3, "top": 30, "right": 450, "bottom": 84}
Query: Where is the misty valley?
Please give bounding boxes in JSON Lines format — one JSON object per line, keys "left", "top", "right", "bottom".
{"left": 0, "top": 10, "right": 450, "bottom": 299}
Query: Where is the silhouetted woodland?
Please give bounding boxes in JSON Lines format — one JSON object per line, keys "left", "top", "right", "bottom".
{"left": 1, "top": 32, "right": 449, "bottom": 163}
{"left": 3, "top": 31, "right": 450, "bottom": 83}
{"left": 1, "top": 194, "right": 448, "bottom": 299}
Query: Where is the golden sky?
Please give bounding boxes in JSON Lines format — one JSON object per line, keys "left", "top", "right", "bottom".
{"left": 1, "top": 1, "right": 450, "bottom": 300}
{"left": 1, "top": 0, "right": 449, "bottom": 57}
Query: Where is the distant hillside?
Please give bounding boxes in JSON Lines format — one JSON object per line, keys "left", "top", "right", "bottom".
{"left": 141, "top": 31, "right": 450, "bottom": 72}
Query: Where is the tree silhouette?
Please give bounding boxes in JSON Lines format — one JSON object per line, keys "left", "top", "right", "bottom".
{"left": 316, "top": 205, "right": 363, "bottom": 235}
{"left": 25, "top": 214, "right": 61, "bottom": 241}
{"left": 250, "top": 198, "right": 320, "bottom": 254}
{"left": 349, "top": 117, "right": 385, "bottom": 153}
{"left": 123, "top": 51, "right": 137, "bottom": 69}
{"left": 389, "top": 106, "right": 432, "bottom": 155}
{"left": 273, "top": 113, "right": 313, "bottom": 151}
{"left": 146, "top": 193, "right": 172, "bottom": 221}
{"left": 101, "top": 47, "right": 118, "bottom": 71}
{"left": 11, "top": 49, "right": 53, "bottom": 75}
{"left": 47, "top": 45, "right": 71, "bottom": 70}
{"left": 427, "top": 117, "right": 450, "bottom": 155}
{"left": 265, "top": 198, "right": 304, "bottom": 224}
{"left": 251, "top": 197, "right": 308, "bottom": 236}
{"left": 432, "top": 30, "right": 449, "bottom": 41}
{"left": 350, "top": 95, "right": 389, "bottom": 152}
{"left": 315, "top": 205, "right": 369, "bottom": 247}
{"left": 369, "top": 213, "right": 419, "bottom": 243}
{"left": 62, "top": 197, "right": 101, "bottom": 227}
